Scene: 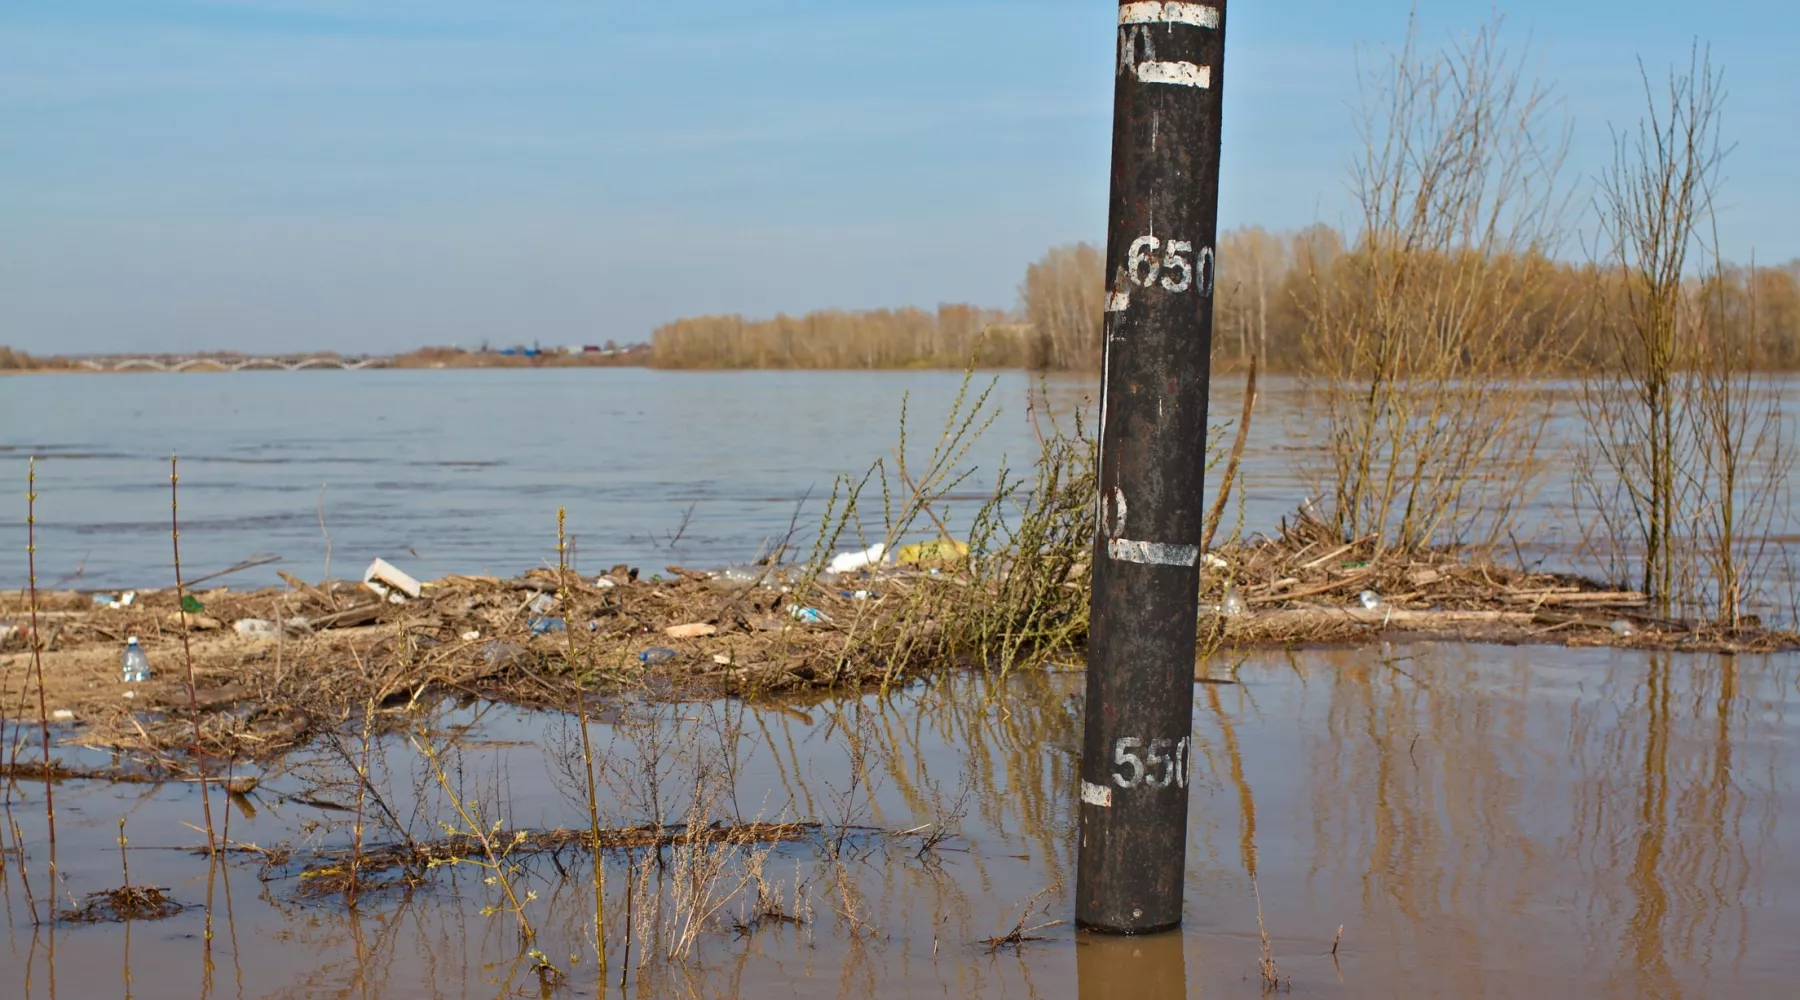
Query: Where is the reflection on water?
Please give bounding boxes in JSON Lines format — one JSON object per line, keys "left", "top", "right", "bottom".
{"left": 3, "top": 644, "right": 1799, "bottom": 997}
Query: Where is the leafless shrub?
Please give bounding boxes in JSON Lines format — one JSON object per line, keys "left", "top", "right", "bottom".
{"left": 1304, "top": 15, "right": 1573, "bottom": 552}
{"left": 1575, "top": 45, "right": 1787, "bottom": 623}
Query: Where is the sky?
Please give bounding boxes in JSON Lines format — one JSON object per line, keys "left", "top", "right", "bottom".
{"left": 2, "top": 0, "right": 1796, "bottom": 355}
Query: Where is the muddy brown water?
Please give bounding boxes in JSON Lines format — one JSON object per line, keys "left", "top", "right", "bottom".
{"left": 3, "top": 643, "right": 1798, "bottom": 998}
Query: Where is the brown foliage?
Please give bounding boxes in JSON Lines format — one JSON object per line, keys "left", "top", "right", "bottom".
{"left": 650, "top": 305, "right": 1027, "bottom": 369}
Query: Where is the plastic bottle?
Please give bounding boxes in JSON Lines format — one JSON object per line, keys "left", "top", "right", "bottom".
{"left": 640, "top": 647, "right": 678, "bottom": 665}
{"left": 1358, "top": 590, "right": 1385, "bottom": 611}
{"left": 121, "top": 637, "right": 151, "bottom": 683}
{"left": 1220, "top": 584, "right": 1248, "bottom": 617}
{"left": 529, "top": 616, "right": 567, "bottom": 635}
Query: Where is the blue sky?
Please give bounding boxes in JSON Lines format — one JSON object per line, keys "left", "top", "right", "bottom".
{"left": 3, "top": 0, "right": 1796, "bottom": 354}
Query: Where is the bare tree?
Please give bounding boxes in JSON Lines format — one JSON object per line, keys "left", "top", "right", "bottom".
{"left": 1304, "top": 14, "right": 1574, "bottom": 551}
{"left": 1574, "top": 44, "right": 1786, "bottom": 623}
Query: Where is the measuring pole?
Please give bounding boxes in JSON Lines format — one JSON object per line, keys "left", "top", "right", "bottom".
{"left": 1077, "top": 1, "right": 1227, "bottom": 934}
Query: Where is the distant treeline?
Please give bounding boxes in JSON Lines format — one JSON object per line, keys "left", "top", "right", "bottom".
{"left": 0, "top": 346, "right": 43, "bottom": 370}
{"left": 649, "top": 228, "right": 1800, "bottom": 372}
{"left": 649, "top": 305, "right": 1033, "bottom": 369}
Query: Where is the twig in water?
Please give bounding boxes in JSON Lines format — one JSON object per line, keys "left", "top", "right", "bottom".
{"left": 981, "top": 882, "right": 1064, "bottom": 953}
{"left": 559, "top": 509, "right": 608, "bottom": 976}
{"left": 26, "top": 458, "right": 56, "bottom": 922}
{"left": 664, "top": 501, "right": 697, "bottom": 549}
{"left": 1202, "top": 356, "right": 1258, "bottom": 553}
{"left": 171, "top": 456, "right": 218, "bottom": 854}
{"left": 317, "top": 483, "right": 332, "bottom": 583}
{"left": 182, "top": 553, "right": 281, "bottom": 591}
{"left": 1254, "top": 873, "right": 1289, "bottom": 993}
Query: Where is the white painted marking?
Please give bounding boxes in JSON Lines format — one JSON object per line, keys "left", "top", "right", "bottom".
{"left": 1108, "top": 539, "right": 1200, "bottom": 567}
{"left": 1119, "top": 2, "right": 1221, "bottom": 29}
{"left": 1105, "top": 487, "right": 1128, "bottom": 538}
{"left": 1106, "top": 290, "right": 1131, "bottom": 313}
{"left": 1136, "top": 61, "right": 1211, "bottom": 89}
{"left": 1081, "top": 781, "right": 1114, "bottom": 808}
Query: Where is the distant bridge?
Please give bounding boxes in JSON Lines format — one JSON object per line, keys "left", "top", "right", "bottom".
{"left": 75, "top": 355, "right": 391, "bottom": 373}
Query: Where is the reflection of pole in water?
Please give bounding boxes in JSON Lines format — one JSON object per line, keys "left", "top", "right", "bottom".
{"left": 1076, "top": 930, "right": 1188, "bottom": 1000}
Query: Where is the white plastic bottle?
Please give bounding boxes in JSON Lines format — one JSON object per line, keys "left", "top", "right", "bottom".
{"left": 121, "top": 636, "right": 151, "bottom": 683}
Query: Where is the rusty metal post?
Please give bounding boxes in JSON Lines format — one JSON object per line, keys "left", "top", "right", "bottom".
{"left": 1077, "top": 1, "right": 1228, "bottom": 934}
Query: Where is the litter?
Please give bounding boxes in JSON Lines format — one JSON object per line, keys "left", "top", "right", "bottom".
{"left": 1221, "top": 584, "right": 1248, "bottom": 617}
{"left": 1610, "top": 619, "right": 1638, "bottom": 637}
{"left": 181, "top": 595, "right": 206, "bottom": 614}
{"left": 51, "top": 709, "right": 75, "bottom": 723}
{"left": 895, "top": 538, "right": 969, "bottom": 565}
{"left": 827, "top": 543, "right": 888, "bottom": 575}
{"left": 711, "top": 653, "right": 733, "bottom": 666}
{"left": 121, "top": 637, "right": 151, "bottom": 684}
{"left": 787, "top": 605, "right": 831, "bottom": 625}
{"left": 461, "top": 630, "right": 482, "bottom": 641}
{"left": 233, "top": 619, "right": 280, "bottom": 639}
{"left": 93, "top": 594, "right": 118, "bottom": 607}
{"left": 528, "top": 593, "right": 556, "bottom": 615}
{"left": 665, "top": 622, "right": 719, "bottom": 639}
{"left": 1359, "top": 590, "right": 1385, "bottom": 610}
{"left": 1202, "top": 552, "right": 1229, "bottom": 570}
{"left": 839, "top": 590, "right": 877, "bottom": 601}
{"left": 363, "top": 558, "right": 423, "bottom": 601}
{"left": 594, "top": 577, "right": 617, "bottom": 589}
{"left": 528, "top": 617, "right": 567, "bottom": 635}
{"left": 480, "top": 642, "right": 526, "bottom": 668}
{"left": 639, "top": 647, "right": 678, "bottom": 665}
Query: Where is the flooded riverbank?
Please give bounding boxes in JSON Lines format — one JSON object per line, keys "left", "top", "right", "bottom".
{"left": 5, "top": 643, "right": 1797, "bottom": 998}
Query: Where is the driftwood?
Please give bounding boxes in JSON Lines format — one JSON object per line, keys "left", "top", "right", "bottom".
{"left": 1502, "top": 591, "right": 1648, "bottom": 607}
{"left": 1226, "top": 606, "right": 1534, "bottom": 639}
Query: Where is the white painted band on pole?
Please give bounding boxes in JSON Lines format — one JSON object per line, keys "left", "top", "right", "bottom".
{"left": 1106, "top": 290, "right": 1131, "bottom": 313}
{"left": 1135, "top": 61, "right": 1212, "bottom": 89}
{"left": 1081, "top": 781, "right": 1114, "bottom": 807}
{"left": 1108, "top": 538, "right": 1200, "bottom": 567}
{"left": 1119, "top": 2, "right": 1221, "bottom": 29}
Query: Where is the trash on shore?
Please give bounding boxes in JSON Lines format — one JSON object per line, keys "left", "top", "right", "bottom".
{"left": 234, "top": 618, "right": 280, "bottom": 639}
{"left": 121, "top": 636, "right": 151, "bottom": 683}
{"left": 787, "top": 605, "right": 831, "bottom": 624}
{"left": 1610, "top": 618, "right": 1638, "bottom": 637}
{"left": 640, "top": 646, "right": 678, "bottom": 665}
{"left": 481, "top": 642, "right": 527, "bottom": 668}
{"left": 1221, "top": 585, "right": 1248, "bottom": 617}
{"left": 528, "top": 616, "right": 566, "bottom": 635}
{"left": 363, "top": 558, "right": 423, "bottom": 601}
{"left": 895, "top": 538, "right": 969, "bottom": 565}
{"left": 665, "top": 622, "right": 719, "bottom": 638}
{"left": 528, "top": 593, "right": 556, "bottom": 615}
{"left": 827, "top": 543, "right": 889, "bottom": 575}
